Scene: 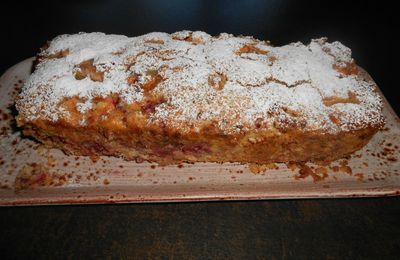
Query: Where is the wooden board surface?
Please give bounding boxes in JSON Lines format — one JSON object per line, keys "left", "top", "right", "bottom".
{"left": 0, "top": 58, "right": 399, "bottom": 205}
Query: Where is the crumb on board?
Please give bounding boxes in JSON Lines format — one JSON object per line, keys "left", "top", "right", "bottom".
{"left": 249, "top": 163, "right": 278, "bottom": 174}
{"left": 354, "top": 173, "right": 364, "bottom": 182}
{"left": 286, "top": 162, "right": 299, "bottom": 171}
{"left": 294, "top": 164, "right": 329, "bottom": 182}
{"left": 14, "top": 163, "right": 68, "bottom": 192}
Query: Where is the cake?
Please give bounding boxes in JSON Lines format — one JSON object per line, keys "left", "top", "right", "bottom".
{"left": 15, "top": 31, "right": 384, "bottom": 165}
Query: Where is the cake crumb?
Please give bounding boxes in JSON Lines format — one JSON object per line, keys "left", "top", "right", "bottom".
{"left": 339, "top": 165, "right": 353, "bottom": 175}
{"left": 295, "top": 164, "right": 329, "bottom": 182}
{"left": 286, "top": 162, "right": 299, "bottom": 171}
{"left": 249, "top": 163, "right": 277, "bottom": 174}
{"left": 354, "top": 173, "right": 364, "bottom": 181}
{"left": 14, "top": 163, "right": 68, "bottom": 192}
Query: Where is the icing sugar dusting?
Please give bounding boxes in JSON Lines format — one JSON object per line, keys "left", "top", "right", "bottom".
{"left": 17, "top": 31, "right": 383, "bottom": 133}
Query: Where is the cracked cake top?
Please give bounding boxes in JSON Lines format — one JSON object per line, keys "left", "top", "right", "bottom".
{"left": 17, "top": 31, "right": 383, "bottom": 134}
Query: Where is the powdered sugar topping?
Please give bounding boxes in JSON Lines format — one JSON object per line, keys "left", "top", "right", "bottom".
{"left": 17, "top": 31, "right": 383, "bottom": 133}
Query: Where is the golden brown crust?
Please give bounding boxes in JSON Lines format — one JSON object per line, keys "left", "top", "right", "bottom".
{"left": 20, "top": 118, "right": 377, "bottom": 165}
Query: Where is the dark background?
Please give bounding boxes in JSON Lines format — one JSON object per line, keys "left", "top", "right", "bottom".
{"left": 1, "top": 0, "right": 399, "bottom": 259}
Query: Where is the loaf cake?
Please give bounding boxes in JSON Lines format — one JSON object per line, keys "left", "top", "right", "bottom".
{"left": 16, "top": 31, "right": 384, "bottom": 165}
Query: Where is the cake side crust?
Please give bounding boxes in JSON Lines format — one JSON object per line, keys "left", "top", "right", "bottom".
{"left": 19, "top": 118, "right": 377, "bottom": 165}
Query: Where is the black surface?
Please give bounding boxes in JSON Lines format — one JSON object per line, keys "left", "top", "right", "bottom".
{"left": 1, "top": 1, "right": 399, "bottom": 259}
{"left": 1, "top": 199, "right": 400, "bottom": 259}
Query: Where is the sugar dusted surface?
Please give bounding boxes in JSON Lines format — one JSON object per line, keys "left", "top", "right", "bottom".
{"left": 17, "top": 31, "right": 383, "bottom": 133}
